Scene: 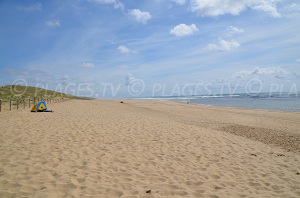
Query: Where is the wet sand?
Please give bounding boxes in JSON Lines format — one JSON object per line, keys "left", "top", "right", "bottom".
{"left": 0, "top": 100, "right": 299, "bottom": 197}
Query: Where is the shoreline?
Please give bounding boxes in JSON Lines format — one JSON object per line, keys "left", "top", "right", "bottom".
{"left": 124, "top": 100, "right": 300, "bottom": 153}
{"left": 1, "top": 99, "right": 300, "bottom": 152}
{"left": 139, "top": 99, "right": 300, "bottom": 113}
{"left": 172, "top": 100, "right": 300, "bottom": 114}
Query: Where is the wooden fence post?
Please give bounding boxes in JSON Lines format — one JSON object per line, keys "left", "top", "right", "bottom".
{"left": 23, "top": 99, "right": 25, "bottom": 109}
{"left": 17, "top": 99, "right": 19, "bottom": 110}
{"left": 0, "top": 100, "right": 1, "bottom": 112}
{"left": 10, "top": 99, "right": 11, "bottom": 111}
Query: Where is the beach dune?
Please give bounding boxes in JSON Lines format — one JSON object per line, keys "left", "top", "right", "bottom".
{"left": 0, "top": 100, "right": 299, "bottom": 197}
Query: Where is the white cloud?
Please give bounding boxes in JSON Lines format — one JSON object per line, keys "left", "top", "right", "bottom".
{"left": 172, "top": 0, "right": 186, "bottom": 5}
{"left": 129, "top": 9, "right": 152, "bottom": 24}
{"left": 220, "top": 40, "right": 240, "bottom": 51}
{"left": 117, "top": 45, "right": 136, "bottom": 54}
{"left": 190, "top": 0, "right": 281, "bottom": 18}
{"left": 170, "top": 24, "right": 198, "bottom": 37}
{"left": 285, "top": 3, "right": 300, "bottom": 11}
{"left": 191, "top": 67, "right": 299, "bottom": 94}
{"left": 45, "top": 20, "right": 60, "bottom": 27}
{"left": 17, "top": 3, "right": 42, "bottom": 11}
{"left": 4, "top": 68, "right": 72, "bottom": 84}
{"left": 296, "top": 59, "right": 300, "bottom": 62}
{"left": 118, "top": 45, "right": 130, "bottom": 53}
{"left": 125, "top": 73, "right": 135, "bottom": 86}
{"left": 87, "top": 0, "right": 124, "bottom": 10}
{"left": 82, "top": 62, "right": 95, "bottom": 68}
{"left": 232, "top": 67, "right": 289, "bottom": 81}
{"left": 208, "top": 39, "right": 240, "bottom": 51}
{"left": 226, "top": 26, "right": 244, "bottom": 37}
{"left": 207, "top": 43, "right": 219, "bottom": 51}
{"left": 282, "top": 3, "right": 300, "bottom": 18}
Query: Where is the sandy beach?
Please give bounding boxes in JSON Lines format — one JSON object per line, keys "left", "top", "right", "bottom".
{"left": 0, "top": 100, "right": 300, "bottom": 198}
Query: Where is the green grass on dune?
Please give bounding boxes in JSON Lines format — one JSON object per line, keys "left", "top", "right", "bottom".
{"left": 0, "top": 85, "right": 92, "bottom": 104}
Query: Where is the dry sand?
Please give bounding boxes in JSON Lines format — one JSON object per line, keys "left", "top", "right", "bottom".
{"left": 0, "top": 100, "right": 299, "bottom": 198}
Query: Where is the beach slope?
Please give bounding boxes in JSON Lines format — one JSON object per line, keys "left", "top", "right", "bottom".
{"left": 0, "top": 100, "right": 299, "bottom": 197}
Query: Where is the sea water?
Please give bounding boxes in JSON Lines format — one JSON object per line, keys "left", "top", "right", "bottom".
{"left": 144, "top": 93, "right": 300, "bottom": 112}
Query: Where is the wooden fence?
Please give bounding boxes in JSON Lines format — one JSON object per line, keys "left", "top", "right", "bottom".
{"left": 0, "top": 98, "right": 70, "bottom": 112}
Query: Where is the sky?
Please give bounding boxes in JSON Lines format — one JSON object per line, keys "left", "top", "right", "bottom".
{"left": 0, "top": 0, "right": 300, "bottom": 98}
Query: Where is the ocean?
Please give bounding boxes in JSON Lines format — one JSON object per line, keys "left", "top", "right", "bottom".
{"left": 141, "top": 93, "right": 300, "bottom": 112}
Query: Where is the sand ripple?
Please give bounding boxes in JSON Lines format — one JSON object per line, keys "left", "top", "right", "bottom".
{"left": 0, "top": 100, "right": 299, "bottom": 197}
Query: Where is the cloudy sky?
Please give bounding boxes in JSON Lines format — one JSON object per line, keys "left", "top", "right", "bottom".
{"left": 0, "top": 0, "right": 300, "bottom": 97}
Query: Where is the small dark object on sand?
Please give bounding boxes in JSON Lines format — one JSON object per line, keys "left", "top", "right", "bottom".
{"left": 146, "top": 190, "right": 151, "bottom": 193}
{"left": 296, "top": 172, "right": 300, "bottom": 175}
{"left": 251, "top": 153, "right": 257, "bottom": 156}
{"left": 120, "top": 101, "right": 124, "bottom": 103}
